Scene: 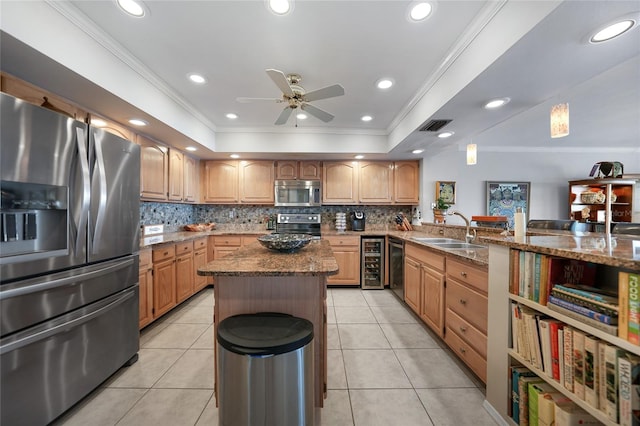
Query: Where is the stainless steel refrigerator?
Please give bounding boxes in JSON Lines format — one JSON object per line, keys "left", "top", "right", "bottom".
{"left": 0, "top": 93, "right": 141, "bottom": 425}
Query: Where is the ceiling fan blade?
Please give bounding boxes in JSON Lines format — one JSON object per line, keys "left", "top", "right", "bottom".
{"left": 275, "top": 106, "right": 294, "bottom": 125}
{"left": 236, "top": 97, "right": 283, "bottom": 103}
{"left": 301, "top": 103, "right": 334, "bottom": 123}
{"left": 303, "top": 84, "right": 345, "bottom": 102}
{"left": 266, "top": 69, "right": 294, "bottom": 97}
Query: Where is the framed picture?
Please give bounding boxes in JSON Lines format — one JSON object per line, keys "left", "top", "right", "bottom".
{"left": 486, "top": 181, "right": 530, "bottom": 228}
{"left": 435, "top": 181, "right": 456, "bottom": 205}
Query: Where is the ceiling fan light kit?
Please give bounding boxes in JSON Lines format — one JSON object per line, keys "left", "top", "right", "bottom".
{"left": 238, "top": 68, "right": 345, "bottom": 125}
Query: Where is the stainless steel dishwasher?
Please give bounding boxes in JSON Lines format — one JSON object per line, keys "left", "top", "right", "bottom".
{"left": 388, "top": 237, "right": 404, "bottom": 300}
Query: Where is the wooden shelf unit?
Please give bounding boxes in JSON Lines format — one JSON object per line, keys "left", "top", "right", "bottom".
{"left": 569, "top": 178, "right": 639, "bottom": 229}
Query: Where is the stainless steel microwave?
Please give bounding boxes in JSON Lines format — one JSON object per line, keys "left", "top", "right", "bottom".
{"left": 274, "top": 180, "right": 321, "bottom": 207}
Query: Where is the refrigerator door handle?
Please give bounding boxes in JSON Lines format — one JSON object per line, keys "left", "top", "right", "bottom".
{"left": 0, "top": 288, "right": 135, "bottom": 355}
{"left": 0, "top": 257, "right": 135, "bottom": 301}
{"left": 75, "top": 127, "right": 90, "bottom": 257}
{"left": 91, "top": 136, "right": 108, "bottom": 254}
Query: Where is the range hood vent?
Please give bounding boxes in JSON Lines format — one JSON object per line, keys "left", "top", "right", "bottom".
{"left": 419, "top": 119, "right": 452, "bottom": 132}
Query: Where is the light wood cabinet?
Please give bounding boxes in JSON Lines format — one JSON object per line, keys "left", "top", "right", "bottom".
{"left": 444, "top": 256, "right": 488, "bottom": 382}
{"left": 183, "top": 155, "right": 198, "bottom": 203}
{"left": 212, "top": 235, "right": 243, "bottom": 259}
{"left": 139, "top": 135, "right": 169, "bottom": 201}
{"left": 239, "top": 160, "right": 275, "bottom": 204}
{"left": 202, "top": 160, "right": 274, "bottom": 204}
{"left": 168, "top": 149, "right": 184, "bottom": 201}
{"left": 322, "top": 161, "right": 359, "bottom": 204}
{"left": 152, "top": 245, "right": 176, "bottom": 318}
{"left": 193, "top": 237, "right": 209, "bottom": 292}
{"left": 404, "top": 243, "right": 445, "bottom": 337}
{"left": 276, "top": 160, "right": 322, "bottom": 180}
{"left": 393, "top": 161, "right": 419, "bottom": 204}
{"left": 175, "top": 241, "right": 194, "bottom": 304}
{"left": 359, "top": 161, "right": 393, "bottom": 204}
{"left": 202, "top": 160, "right": 238, "bottom": 203}
{"left": 138, "top": 248, "right": 154, "bottom": 329}
{"left": 324, "top": 235, "right": 360, "bottom": 285}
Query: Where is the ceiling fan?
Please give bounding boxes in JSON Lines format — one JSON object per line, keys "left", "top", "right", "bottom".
{"left": 237, "top": 69, "right": 345, "bottom": 125}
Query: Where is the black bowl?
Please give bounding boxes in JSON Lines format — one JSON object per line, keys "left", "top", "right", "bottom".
{"left": 257, "top": 233, "right": 313, "bottom": 253}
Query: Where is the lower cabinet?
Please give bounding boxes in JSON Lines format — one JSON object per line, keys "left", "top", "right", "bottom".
{"left": 193, "top": 237, "right": 209, "bottom": 292}
{"left": 404, "top": 243, "right": 445, "bottom": 337}
{"left": 138, "top": 248, "right": 154, "bottom": 329}
{"left": 324, "top": 235, "right": 361, "bottom": 286}
{"left": 175, "top": 241, "right": 194, "bottom": 304}
{"left": 152, "top": 244, "right": 177, "bottom": 319}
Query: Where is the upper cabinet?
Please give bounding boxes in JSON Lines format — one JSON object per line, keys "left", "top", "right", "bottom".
{"left": 202, "top": 160, "right": 275, "bottom": 204}
{"left": 139, "top": 135, "right": 169, "bottom": 201}
{"left": 168, "top": 149, "right": 184, "bottom": 201}
{"left": 323, "top": 160, "right": 419, "bottom": 205}
{"left": 183, "top": 155, "right": 198, "bottom": 203}
{"left": 276, "top": 161, "right": 322, "bottom": 180}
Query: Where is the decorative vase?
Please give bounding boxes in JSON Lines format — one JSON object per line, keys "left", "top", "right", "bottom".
{"left": 433, "top": 209, "right": 447, "bottom": 224}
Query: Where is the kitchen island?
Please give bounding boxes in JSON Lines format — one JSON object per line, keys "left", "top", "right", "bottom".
{"left": 198, "top": 239, "right": 339, "bottom": 408}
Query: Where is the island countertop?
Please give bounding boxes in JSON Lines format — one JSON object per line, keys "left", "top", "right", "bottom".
{"left": 197, "top": 239, "right": 339, "bottom": 277}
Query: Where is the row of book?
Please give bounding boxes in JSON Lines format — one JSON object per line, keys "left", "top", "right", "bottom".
{"left": 511, "top": 365, "right": 600, "bottom": 426}
{"left": 511, "top": 301, "right": 640, "bottom": 424}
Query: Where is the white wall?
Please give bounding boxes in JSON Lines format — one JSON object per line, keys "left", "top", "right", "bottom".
{"left": 420, "top": 148, "right": 640, "bottom": 227}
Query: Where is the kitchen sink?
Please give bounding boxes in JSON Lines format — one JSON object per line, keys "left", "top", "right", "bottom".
{"left": 411, "top": 237, "right": 459, "bottom": 243}
{"left": 432, "top": 242, "right": 486, "bottom": 250}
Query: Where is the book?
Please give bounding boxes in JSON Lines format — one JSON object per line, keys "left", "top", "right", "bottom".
{"left": 563, "top": 327, "right": 574, "bottom": 392}
{"left": 558, "top": 329, "right": 565, "bottom": 385}
{"left": 598, "top": 340, "right": 608, "bottom": 412}
{"left": 533, "top": 253, "right": 542, "bottom": 303}
{"left": 548, "top": 295, "right": 618, "bottom": 325}
{"left": 539, "top": 254, "right": 550, "bottom": 306}
{"left": 583, "top": 334, "right": 599, "bottom": 409}
{"left": 554, "top": 401, "right": 600, "bottom": 426}
{"left": 551, "top": 284, "right": 619, "bottom": 313}
{"left": 547, "top": 302, "right": 618, "bottom": 336}
{"left": 549, "top": 321, "right": 563, "bottom": 381}
{"left": 544, "top": 257, "right": 598, "bottom": 303}
{"left": 529, "top": 382, "right": 556, "bottom": 426}
{"left": 538, "top": 318, "right": 558, "bottom": 378}
{"left": 605, "top": 344, "right": 625, "bottom": 423}
{"left": 550, "top": 288, "right": 618, "bottom": 317}
{"left": 628, "top": 272, "right": 640, "bottom": 345}
{"left": 520, "top": 251, "right": 526, "bottom": 297}
{"left": 620, "top": 271, "right": 630, "bottom": 341}
{"left": 519, "top": 375, "right": 544, "bottom": 426}
{"left": 511, "top": 249, "right": 521, "bottom": 295}
{"left": 572, "top": 328, "right": 585, "bottom": 400}
{"left": 618, "top": 352, "right": 640, "bottom": 426}
{"left": 511, "top": 301, "right": 521, "bottom": 353}
{"left": 512, "top": 366, "right": 537, "bottom": 424}
{"left": 538, "top": 392, "right": 571, "bottom": 426}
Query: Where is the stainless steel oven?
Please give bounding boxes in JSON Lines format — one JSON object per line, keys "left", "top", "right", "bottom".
{"left": 388, "top": 237, "right": 404, "bottom": 300}
{"left": 275, "top": 180, "right": 321, "bottom": 207}
{"left": 276, "top": 213, "right": 321, "bottom": 238}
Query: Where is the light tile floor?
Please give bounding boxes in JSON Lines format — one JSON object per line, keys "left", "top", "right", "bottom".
{"left": 54, "top": 287, "right": 498, "bottom": 426}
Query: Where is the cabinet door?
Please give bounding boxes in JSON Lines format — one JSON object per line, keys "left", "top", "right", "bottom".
{"left": 193, "top": 248, "right": 209, "bottom": 292}
{"left": 327, "top": 249, "right": 360, "bottom": 285}
{"left": 275, "top": 161, "right": 298, "bottom": 180}
{"left": 175, "top": 253, "right": 194, "bottom": 303}
{"left": 404, "top": 256, "right": 421, "bottom": 315}
{"left": 394, "top": 161, "right": 419, "bottom": 204}
{"left": 421, "top": 265, "right": 444, "bottom": 337}
{"left": 138, "top": 136, "right": 168, "bottom": 201}
{"left": 202, "top": 160, "right": 238, "bottom": 203}
{"left": 153, "top": 258, "right": 176, "bottom": 318}
{"left": 359, "top": 161, "right": 393, "bottom": 203}
{"left": 138, "top": 250, "right": 154, "bottom": 329}
{"left": 168, "top": 149, "right": 184, "bottom": 201}
{"left": 299, "top": 161, "right": 321, "bottom": 180}
{"left": 239, "top": 160, "right": 275, "bottom": 204}
{"left": 183, "top": 155, "right": 198, "bottom": 203}
{"left": 323, "top": 161, "right": 358, "bottom": 204}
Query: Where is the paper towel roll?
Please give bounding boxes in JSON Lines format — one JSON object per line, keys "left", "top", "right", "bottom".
{"left": 514, "top": 210, "right": 526, "bottom": 237}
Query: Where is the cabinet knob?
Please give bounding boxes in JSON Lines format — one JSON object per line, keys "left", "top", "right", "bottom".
{"left": 459, "top": 347, "right": 466, "bottom": 354}
{"left": 459, "top": 326, "right": 467, "bottom": 333}
{"left": 460, "top": 271, "right": 467, "bottom": 278}
{"left": 459, "top": 298, "right": 467, "bottom": 305}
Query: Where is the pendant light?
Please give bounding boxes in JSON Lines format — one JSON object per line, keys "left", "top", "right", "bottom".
{"left": 466, "top": 144, "right": 477, "bottom": 165}
{"left": 550, "top": 103, "right": 569, "bottom": 138}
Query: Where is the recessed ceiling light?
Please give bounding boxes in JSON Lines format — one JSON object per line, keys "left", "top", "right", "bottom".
{"left": 230, "top": 154, "right": 240, "bottom": 159}
{"left": 484, "top": 97, "right": 510, "bottom": 109}
{"left": 354, "top": 155, "right": 364, "bottom": 160}
{"left": 267, "top": 0, "right": 292, "bottom": 15}
{"left": 412, "top": 149, "right": 424, "bottom": 154}
{"left": 376, "top": 79, "right": 394, "bottom": 89}
{"left": 296, "top": 113, "right": 307, "bottom": 120}
{"left": 185, "top": 146, "right": 197, "bottom": 152}
{"left": 361, "top": 115, "right": 373, "bottom": 122}
{"left": 188, "top": 73, "right": 206, "bottom": 84}
{"left": 226, "top": 113, "right": 238, "bottom": 119}
{"left": 408, "top": 2, "right": 433, "bottom": 22}
{"left": 128, "top": 118, "right": 147, "bottom": 126}
{"left": 117, "top": 0, "right": 146, "bottom": 17}
{"left": 438, "top": 131, "right": 454, "bottom": 138}
{"left": 91, "top": 118, "right": 107, "bottom": 127}
{"left": 590, "top": 19, "right": 636, "bottom": 43}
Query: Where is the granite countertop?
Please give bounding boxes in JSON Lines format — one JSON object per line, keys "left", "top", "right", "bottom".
{"left": 140, "top": 229, "right": 270, "bottom": 248}
{"left": 197, "top": 239, "right": 339, "bottom": 277}
{"left": 480, "top": 234, "right": 640, "bottom": 269}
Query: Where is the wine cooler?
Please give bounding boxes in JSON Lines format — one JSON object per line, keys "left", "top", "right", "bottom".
{"left": 361, "top": 237, "right": 385, "bottom": 289}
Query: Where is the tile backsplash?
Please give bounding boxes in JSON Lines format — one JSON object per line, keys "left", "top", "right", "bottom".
{"left": 141, "top": 202, "right": 412, "bottom": 232}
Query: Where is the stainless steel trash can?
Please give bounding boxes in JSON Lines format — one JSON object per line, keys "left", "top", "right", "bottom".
{"left": 217, "top": 313, "right": 314, "bottom": 426}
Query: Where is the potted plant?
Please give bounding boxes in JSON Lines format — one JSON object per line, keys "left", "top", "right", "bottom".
{"left": 433, "top": 197, "right": 448, "bottom": 223}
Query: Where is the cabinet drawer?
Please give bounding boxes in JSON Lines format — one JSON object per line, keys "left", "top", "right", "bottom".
{"left": 152, "top": 244, "right": 175, "bottom": 262}
{"left": 139, "top": 248, "right": 152, "bottom": 268}
{"left": 446, "top": 279, "right": 487, "bottom": 334}
{"left": 444, "top": 325, "right": 486, "bottom": 383}
{"left": 193, "top": 237, "right": 207, "bottom": 250}
{"left": 446, "top": 257, "right": 487, "bottom": 293}
{"left": 213, "top": 236, "right": 242, "bottom": 246}
{"left": 445, "top": 307, "right": 487, "bottom": 357}
{"left": 406, "top": 243, "right": 445, "bottom": 271}
{"left": 324, "top": 235, "right": 360, "bottom": 248}
{"left": 176, "top": 241, "right": 193, "bottom": 255}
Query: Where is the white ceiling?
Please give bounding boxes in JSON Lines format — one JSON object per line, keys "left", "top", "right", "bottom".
{"left": 1, "top": 0, "right": 639, "bottom": 160}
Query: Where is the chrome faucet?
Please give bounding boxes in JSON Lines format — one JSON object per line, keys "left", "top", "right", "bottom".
{"left": 447, "top": 210, "right": 477, "bottom": 243}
